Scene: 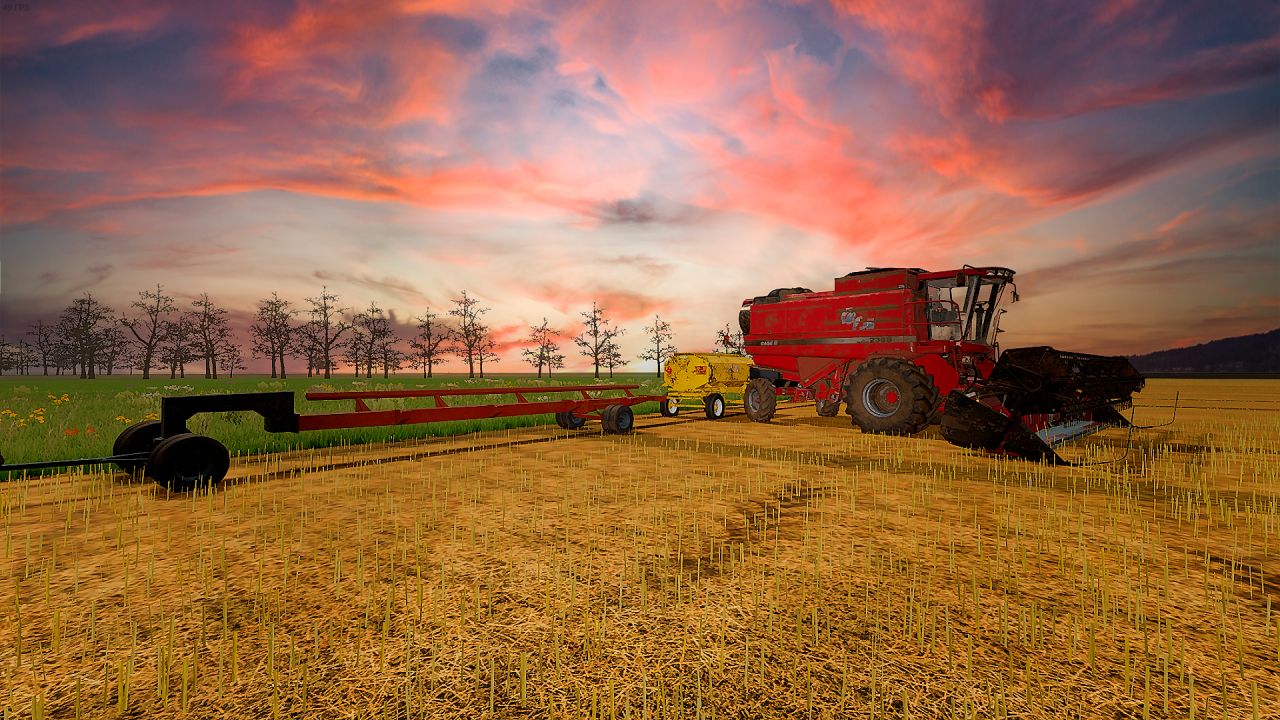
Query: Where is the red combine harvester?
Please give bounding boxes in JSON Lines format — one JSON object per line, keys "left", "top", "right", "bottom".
{"left": 738, "top": 267, "right": 1145, "bottom": 464}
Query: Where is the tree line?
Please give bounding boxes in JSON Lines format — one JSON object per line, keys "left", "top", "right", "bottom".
{"left": 0, "top": 286, "right": 710, "bottom": 380}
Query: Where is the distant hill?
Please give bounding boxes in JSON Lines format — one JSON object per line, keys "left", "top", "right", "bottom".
{"left": 1128, "top": 328, "right": 1280, "bottom": 374}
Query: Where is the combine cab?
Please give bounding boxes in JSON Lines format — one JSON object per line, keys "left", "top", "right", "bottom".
{"left": 739, "top": 267, "right": 1144, "bottom": 463}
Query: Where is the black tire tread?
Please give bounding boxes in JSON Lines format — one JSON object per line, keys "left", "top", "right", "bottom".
{"left": 844, "top": 358, "right": 939, "bottom": 435}
{"left": 743, "top": 378, "right": 777, "bottom": 422}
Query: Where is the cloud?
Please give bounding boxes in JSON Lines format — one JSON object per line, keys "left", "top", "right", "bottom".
{"left": 2, "top": 0, "right": 1277, "bottom": 364}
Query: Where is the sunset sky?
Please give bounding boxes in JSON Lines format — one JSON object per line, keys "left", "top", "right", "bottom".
{"left": 1, "top": 0, "right": 1277, "bottom": 373}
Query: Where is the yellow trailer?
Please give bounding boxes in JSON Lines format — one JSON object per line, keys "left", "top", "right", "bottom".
{"left": 660, "top": 353, "right": 754, "bottom": 419}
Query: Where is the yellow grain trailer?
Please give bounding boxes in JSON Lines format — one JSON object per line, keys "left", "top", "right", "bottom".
{"left": 660, "top": 352, "right": 755, "bottom": 419}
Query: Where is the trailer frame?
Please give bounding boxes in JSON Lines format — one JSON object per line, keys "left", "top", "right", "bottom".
{"left": 1, "top": 384, "right": 663, "bottom": 490}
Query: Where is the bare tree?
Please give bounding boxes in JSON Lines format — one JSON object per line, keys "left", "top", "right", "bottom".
{"left": 120, "top": 284, "right": 176, "bottom": 379}
{"left": 292, "top": 322, "right": 325, "bottom": 377}
{"left": 0, "top": 337, "right": 12, "bottom": 375}
{"left": 448, "top": 291, "right": 488, "bottom": 378}
{"left": 158, "top": 320, "right": 195, "bottom": 379}
{"left": 98, "top": 325, "right": 129, "bottom": 375}
{"left": 477, "top": 329, "right": 500, "bottom": 378}
{"left": 222, "top": 340, "right": 247, "bottom": 378}
{"left": 249, "top": 292, "right": 297, "bottom": 379}
{"left": 378, "top": 337, "right": 405, "bottom": 378}
{"left": 304, "top": 286, "right": 351, "bottom": 379}
{"left": 714, "top": 323, "right": 745, "bottom": 355}
{"left": 56, "top": 293, "right": 116, "bottom": 379}
{"left": 27, "top": 320, "right": 56, "bottom": 375}
{"left": 639, "top": 314, "right": 676, "bottom": 377}
{"left": 521, "top": 318, "right": 565, "bottom": 378}
{"left": 574, "top": 302, "right": 624, "bottom": 379}
{"left": 188, "top": 294, "right": 232, "bottom": 379}
{"left": 409, "top": 310, "right": 454, "bottom": 378}
{"left": 602, "top": 337, "right": 626, "bottom": 378}
{"left": 346, "top": 301, "right": 395, "bottom": 378}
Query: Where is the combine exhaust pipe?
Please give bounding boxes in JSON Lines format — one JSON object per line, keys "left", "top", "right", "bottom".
{"left": 940, "top": 346, "right": 1145, "bottom": 464}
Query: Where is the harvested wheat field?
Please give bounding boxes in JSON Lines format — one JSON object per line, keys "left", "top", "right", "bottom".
{"left": 2, "top": 379, "right": 1277, "bottom": 719}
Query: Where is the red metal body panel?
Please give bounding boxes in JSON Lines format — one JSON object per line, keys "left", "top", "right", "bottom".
{"left": 743, "top": 267, "right": 1010, "bottom": 402}
{"left": 297, "top": 385, "right": 662, "bottom": 432}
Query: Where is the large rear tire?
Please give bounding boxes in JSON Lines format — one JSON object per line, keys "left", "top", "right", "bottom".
{"left": 845, "top": 358, "right": 939, "bottom": 435}
{"left": 148, "top": 433, "right": 230, "bottom": 492}
{"left": 743, "top": 378, "right": 777, "bottom": 422}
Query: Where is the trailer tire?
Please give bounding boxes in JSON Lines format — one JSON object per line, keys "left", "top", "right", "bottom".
{"left": 555, "top": 411, "right": 586, "bottom": 430}
{"left": 704, "top": 394, "right": 726, "bottom": 420}
{"left": 659, "top": 398, "right": 680, "bottom": 417}
{"left": 608, "top": 405, "right": 634, "bottom": 434}
{"left": 743, "top": 378, "right": 777, "bottom": 422}
{"left": 148, "top": 433, "right": 230, "bottom": 492}
{"left": 113, "top": 420, "right": 162, "bottom": 474}
{"left": 845, "top": 358, "right": 938, "bottom": 435}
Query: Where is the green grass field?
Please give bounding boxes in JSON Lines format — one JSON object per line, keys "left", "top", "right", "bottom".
{"left": 0, "top": 372, "right": 666, "bottom": 468}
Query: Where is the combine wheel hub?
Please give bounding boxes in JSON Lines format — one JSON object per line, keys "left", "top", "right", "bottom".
{"left": 845, "top": 358, "right": 939, "bottom": 435}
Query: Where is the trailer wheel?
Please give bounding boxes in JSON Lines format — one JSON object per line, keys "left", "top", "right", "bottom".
{"left": 704, "top": 394, "right": 726, "bottom": 420}
{"left": 604, "top": 405, "right": 634, "bottom": 434}
{"left": 112, "top": 420, "right": 162, "bottom": 474}
{"left": 148, "top": 433, "right": 230, "bottom": 492}
{"left": 658, "top": 397, "right": 680, "bottom": 417}
{"left": 555, "top": 411, "right": 586, "bottom": 430}
{"left": 845, "top": 358, "right": 939, "bottom": 435}
{"left": 743, "top": 378, "right": 777, "bottom": 422}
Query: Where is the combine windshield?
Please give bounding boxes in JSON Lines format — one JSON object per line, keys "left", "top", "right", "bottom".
{"left": 926, "top": 272, "right": 1014, "bottom": 345}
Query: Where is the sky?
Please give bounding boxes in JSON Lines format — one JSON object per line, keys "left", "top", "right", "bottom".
{"left": 1, "top": 0, "right": 1277, "bottom": 374}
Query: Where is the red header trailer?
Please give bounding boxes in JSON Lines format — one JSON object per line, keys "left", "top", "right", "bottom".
{"left": 0, "top": 385, "right": 663, "bottom": 491}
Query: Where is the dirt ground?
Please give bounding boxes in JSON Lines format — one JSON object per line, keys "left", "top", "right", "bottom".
{"left": 1, "top": 379, "right": 1277, "bottom": 718}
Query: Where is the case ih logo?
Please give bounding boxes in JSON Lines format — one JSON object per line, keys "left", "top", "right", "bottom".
{"left": 841, "top": 308, "right": 876, "bottom": 331}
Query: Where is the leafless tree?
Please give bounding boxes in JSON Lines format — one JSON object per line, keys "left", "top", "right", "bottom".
{"left": 574, "top": 302, "right": 624, "bottom": 379}
{"left": 158, "top": 319, "right": 195, "bottom": 379}
{"left": 249, "top": 292, "right": 297, "bottom": 378}
{"left": 55, "top": 293, "right": 116, "bottom": 379}
{"left": 120, "top": 284, "right": 176, "bottom": 379}
{"left": 448, "top": 291, "right": 488, "bottom": 378}
{"left": 477, "top": 329, "right": 500, "bottom": 378}
{"left": 409, "top": 309, "right": 454, "bottom": 378}
{"left": 98, "top": 325, "right": 129, "bottom": 375}
{"left": 187, "top": 294, "right": 232, "bottom": 379}
{"left": 602, "top": 337, "right": 626, "bottom": 378}
{"left": 0, "top": 337, "right": 13, "bottom": 375}
{"left": 714, "top": 323, "right": 745, "bottom": 355}
{"left": 639, "top": 314, "right": 676, "bottom": 377}
{"left": 304, "top": 286, "right": 351, "bottom": 379}
{"left": 347, "top": 301, "right": 395, "bottom": 378}
{"left": 378, "top": 338, "right": 405, "bottom": 378}
{"left": 26, "top": 320, "right": 56, "bottom": 375}
{"left": 521, "top": 318, "right": 565, "bottom": 378}
{"left": 222, "top": 340, "right": 247, "bottom": 378}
